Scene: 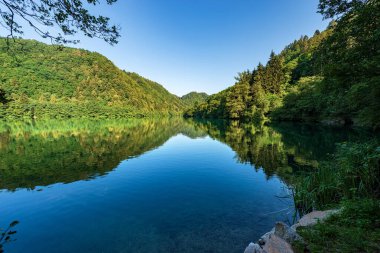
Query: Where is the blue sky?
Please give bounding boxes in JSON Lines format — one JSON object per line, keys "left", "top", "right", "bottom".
{"left": 6, "top": 0, "right": 329, "bottom": 96}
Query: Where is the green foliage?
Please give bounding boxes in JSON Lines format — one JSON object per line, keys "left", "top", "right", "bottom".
{"left": 181, "top": 92, "right": 208, "bottom": 107}
{"left": 296, "top": 199, "right": 380, "bottom": 253}
{"left": 318, "top": 0, "right": 368, "bottom": 19}
{"left": 186, "top": 30, "right": 330, "bottom": 122}
{"left": 0, "top": 0, "right": 120, "bottom": 45}
{"left": 294, "top": 141, "right": 380, "bottom": 211}
{"left": 314, "top": 0, "right": 380, "bottom": 128}
{"left": 272, "top": 76, "right": 325, "bottom": 121}
{"left": 187, "top": 0, "right": 379, "bottom": 129}
{"left": 0, "top": 38, "right": 185, "bottom": 118}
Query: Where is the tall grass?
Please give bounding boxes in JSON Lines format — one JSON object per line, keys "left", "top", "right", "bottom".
{"left": 295, "top": 198, "right": 380, "bottom": 253}
{"left": 294, "top": 141, "right": 380, "bottom": 211}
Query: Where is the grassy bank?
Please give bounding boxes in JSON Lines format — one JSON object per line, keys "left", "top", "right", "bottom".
{"left": 293, "top": 140, "right": 380, "bottom": 252}
{"left": 296, "top": 199, "right": 380, "bottom": 252}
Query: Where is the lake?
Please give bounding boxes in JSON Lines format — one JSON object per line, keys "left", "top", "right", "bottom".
{"left": 0, "top": 119, "right": 365, "bottom": 253}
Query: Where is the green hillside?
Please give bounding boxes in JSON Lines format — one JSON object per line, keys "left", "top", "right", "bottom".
{"left": 181, "top": 92, "right": 208, "bottom": 107}
{"left": 185, "top": 0, "right": 380, "bottom": 129}
{"left": 0, "top": 38, "right": 185, "bottom": 119}
{"left": 184, "top": 28, "right": 331, "bottom": 121}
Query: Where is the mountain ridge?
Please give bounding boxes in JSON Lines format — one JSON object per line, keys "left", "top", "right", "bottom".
{"left": 0, "top": 38, "right": 186, "bottom": 118}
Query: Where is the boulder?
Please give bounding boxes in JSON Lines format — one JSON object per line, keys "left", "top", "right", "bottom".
{"left": 274, "top": 222, "right": 303, "bottom": 244}
{"left": 262, "top": 234, "right": 294, "bottom": 253}
{"left": 243, "top": 209, "right": 339, "bottom": 253}
{"left": 244, "top": 242, "right": 263, "bottom": 253}
{"left": 244, "top": 227, "right": 295, "bottom": 253}
{"left": 291, "top": 210, "right": 339, "bottom": 230}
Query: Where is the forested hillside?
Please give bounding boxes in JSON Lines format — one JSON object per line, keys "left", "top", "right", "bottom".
{"left": 0, "top": 39, "right": 185, "bottom": 118}
{"left": 181, "top": 92, "right": 208, "bottom": 107}
{"left": 185, "top": 0, "right": 379, "bottom": 129}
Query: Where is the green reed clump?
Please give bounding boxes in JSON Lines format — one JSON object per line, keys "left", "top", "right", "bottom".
{"left": 294, "top": 141, "right": 380, "bottom": 211}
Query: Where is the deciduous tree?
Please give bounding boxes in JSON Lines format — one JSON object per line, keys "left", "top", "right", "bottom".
{"left": 0, "top": 0, "right": 120, "bottom": 44}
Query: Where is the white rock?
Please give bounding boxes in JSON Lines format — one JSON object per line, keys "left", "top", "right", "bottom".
{"left": 244, "top": 242, "right": 263, "bottom": 253}
{"left": 274, "top": 222, "right": 303, "bottom": 244}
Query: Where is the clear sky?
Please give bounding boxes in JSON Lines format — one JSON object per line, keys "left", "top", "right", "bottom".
{"left": 6, "top": 0, "right": 329, "bottom": 96}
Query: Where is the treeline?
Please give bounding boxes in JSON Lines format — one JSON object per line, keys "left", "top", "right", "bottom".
{"left": 185, "top": 0, "right": 380, "bottom": 129}
{"left": 0, "top": 39, "right": 188, "bottom": 119}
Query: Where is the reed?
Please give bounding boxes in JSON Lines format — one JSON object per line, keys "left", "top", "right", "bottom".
{"left": 294, "top": 141, "right": 380, "bottom": 211}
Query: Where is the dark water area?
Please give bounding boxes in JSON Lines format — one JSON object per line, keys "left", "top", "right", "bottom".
{"left": 0, "top": 119, "right": 369, "bottom": 253}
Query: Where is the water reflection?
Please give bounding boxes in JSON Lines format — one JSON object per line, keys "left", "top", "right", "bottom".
{"left": 0, "top": 118, "right": 368, "bottom": 191}
{"left": 0, "top": 118, "right": 370, "bottom": 253}
{"left": 0, "top": 118, "right": 206, "bottom": 190}
{"left": 186, "top": 119, "right": 368, "bottom": 182}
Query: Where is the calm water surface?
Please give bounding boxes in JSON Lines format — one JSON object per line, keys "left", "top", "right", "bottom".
{"left": 0, "top": 119, "right": 363, "bottom": 252}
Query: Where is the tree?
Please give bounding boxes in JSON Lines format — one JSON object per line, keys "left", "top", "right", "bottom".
{"left": 263, "top": 51, "right": 286, "bottom": 94}
{"left": 318, "top": 0, "right": 368, "bottom": 19}
{"left": 316, "top": 0, "right": 380, "bottom": 127}
{"left": 0, "top": 0, "right": 120, "bottom": 45}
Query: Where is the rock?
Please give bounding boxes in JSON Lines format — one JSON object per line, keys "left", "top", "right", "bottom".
{"left": 244, "top": 242, "right": 263, "bottom": 253}
{"left": 260, "top": 229, "right": 275, "bottom": 242}
{"left": 247, "top": 228, "right": 295, "bottom": 253}
{"left": 274, "top": 222, "right": 303, "bottom": 244}
{"left": 258, "top": 238, "right": 265, "bottom": 246}
{"left": 244, "top": 234, "right": 295, "bottom": 253}
{"left": 262, "top": 234, "right": 294, "bottom": 253}
{"left": 291, "top": 210, "right": 339, "bottom": 230}
{"left": 243, "top": 209, "right": 339, "bottom": 253}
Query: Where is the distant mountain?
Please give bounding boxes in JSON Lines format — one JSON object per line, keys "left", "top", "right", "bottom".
{"left": 0, "top": 38, "right": 185, "bottom": 118}
{"left": 181, "top": 92, "right": 208, "bottom": 107}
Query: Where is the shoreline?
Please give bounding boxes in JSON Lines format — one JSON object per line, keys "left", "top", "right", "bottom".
{"left": 244, "top": 210, "right": 338, "bottom": 253}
